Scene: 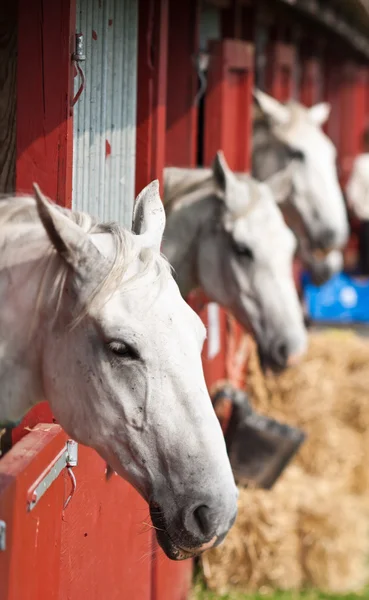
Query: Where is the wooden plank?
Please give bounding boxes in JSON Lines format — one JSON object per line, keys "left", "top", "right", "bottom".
{"left": 0, "top": 1, "right": 16, "bottom": 194}
{"left": 165, "top": 0, "right": 200, "bottom": 167}
{"left": 12, "top": 0, "right": 75, "bottom": 446}
{"left": 300, "top": 57, "right": 323, "bottom": 107}
{"left": 59, "top": 447, "right": 152, "bottom": 600}
{"left": 0, "top": 425, "right": 67, "bottom": 600}
{"left": 266, "top": 42, "right": 295, "bottom": 102}
{"left": 135, "top": 0, "right": 168, "bottom": 193}
{"left": 16, "top": 0, "right": 75, "bottom": 205}
{"left": 204, "top": 39, "right": 254, "bottom": 170}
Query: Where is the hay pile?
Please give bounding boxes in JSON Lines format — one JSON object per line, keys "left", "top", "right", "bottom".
{"left": 203, "top": 330, "right": 369, "bottom": 594}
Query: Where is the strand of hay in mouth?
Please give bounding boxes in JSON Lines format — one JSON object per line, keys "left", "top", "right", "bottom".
{"left": 202, "top": 467, "right": 369, "bottom": 595}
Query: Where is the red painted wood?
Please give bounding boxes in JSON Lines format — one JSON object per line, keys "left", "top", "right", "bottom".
{"left": 59, "top": 447, "right": 152, "bottom": 600}
{"left": 204, "top": 39, "right": 254, "bottom": 171}
{"left": 135, "top": 0, "right": 168, "bottom": 194}
{"left": 165, "top": 0, "right": 200, "bottom": 167}
{"left": 323, "top": 58, "right": 341, "bottom": 153}
{"left": 16, "top": 0, "right": 74, "bottom": 205}
{"left": 0, "top": 424, "right": 67, "bottom": 600}
{"left": 221, "top": 0, "right": 243, "bottom": 39}
{"left": 340, "top": 63, "right": 369, "bottom": 186}
{"left": 203, "top": 39, "right": 254, "bottom": 391}
{"left": 152, "top": 553, "right": 193, "bottom": 600}
{"left": 300, "top": 57, "right": 322, "bottom": 107}
{"left": 12, "top": 0, "right": 75, "bottom": 446}
{"left": 266, "top": 42, "right": 295, "bottom": 102}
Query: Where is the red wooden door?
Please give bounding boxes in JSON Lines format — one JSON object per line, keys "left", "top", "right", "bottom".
{"left": 0, "top": 425, "right": 68, "bottom": 600}
{"left": 59, "top": 448, "right": 152, "bottom": 600}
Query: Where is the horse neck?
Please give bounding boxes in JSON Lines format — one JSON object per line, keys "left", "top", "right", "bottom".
{"left": 0, "top": 244, "right": 51, "bottom": 425}
{"left": 162, "top": 192, "right": 218, "bottom": 297}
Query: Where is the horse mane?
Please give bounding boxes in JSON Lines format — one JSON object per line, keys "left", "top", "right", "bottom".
{"left": 164, "top": 167, "right": 217, "bottom": 212}
{"left": 0, "top": 195, "right": 170, "bottom": 325}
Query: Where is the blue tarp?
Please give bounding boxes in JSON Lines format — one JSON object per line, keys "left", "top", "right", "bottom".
{"left": 303, "top": 273, "right": 369, "bottom": 323}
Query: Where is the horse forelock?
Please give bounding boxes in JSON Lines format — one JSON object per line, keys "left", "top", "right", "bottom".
{"left": 0, "top": 195, "right": 171, "bottom": 325}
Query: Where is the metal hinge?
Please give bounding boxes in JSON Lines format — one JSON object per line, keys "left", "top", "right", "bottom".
{"left": 0, "top": 520, "right": 6, "bottom": 551}
{"left": 27, "top": 440, "right": 78, "bottom": 512}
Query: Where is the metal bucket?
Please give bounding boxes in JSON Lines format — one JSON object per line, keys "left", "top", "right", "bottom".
{"left": 213, "top": 385, "right": 306, "bottom": 489}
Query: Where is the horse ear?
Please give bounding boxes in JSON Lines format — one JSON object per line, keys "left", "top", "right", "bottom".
{"left": 266, "top": 167, "right": 294, "bottom": 204}
{"left": 253, "top": 89, "right": 290, "bottom": 126}
{"left": 309, "top": 102, "right": 331, "bottom": 127}
{"left": 212, "top": 150, "right": 233, "bottom": 193}
{"left": 212, "top": 151, "right": 250, "bottom": 216}
{"left": 33, "top": 183, "right": 101, "bottom": 274}
{"left": 132, "top": 180, "right": 165, "bottom": 253}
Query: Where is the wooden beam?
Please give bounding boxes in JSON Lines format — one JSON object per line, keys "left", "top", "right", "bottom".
{"left": 135, "top": 0, "right": 168, "bottom": 193}
{"left": 165, "top": 0, "right": 200, "bottom": 167}
{"left": 0, "top": 1, "right": 16, "bottom": 194}
{"left": 16, "top": 0, "right": 75, "bottom": 206}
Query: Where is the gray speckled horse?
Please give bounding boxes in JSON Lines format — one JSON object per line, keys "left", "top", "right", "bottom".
{"left": 163, "top": 152, "right": 307, "bottom": 372}
{"left": 253, "top": 90, "right": 349, "bottom": 284}
{"left": 0, "top": 182, "right": 238, "bottom": 561}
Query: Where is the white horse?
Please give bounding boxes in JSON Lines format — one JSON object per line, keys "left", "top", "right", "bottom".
{"left": 0, "top": 182, "right": 238, "bottom": 560}
{"left": 253, "top": 90, "right": 349, "bottom": 282}
{"left": 163, "top": 152, "right": 307, "bottom": 372}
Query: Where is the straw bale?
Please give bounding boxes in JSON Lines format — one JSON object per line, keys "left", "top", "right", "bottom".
{"left": 247, "top": 330, "right": 369, "bottom": 494}
{"left": 202, "top": 330, "right": 369, "bottom": 595}
{"left": 203, "top": 467, "right": 369, "bottom": 595}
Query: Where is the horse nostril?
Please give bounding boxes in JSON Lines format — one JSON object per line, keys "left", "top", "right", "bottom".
{"left": 321, "top": 228, "right": 336, "bottom": 249}
{"left": 193, "top": 505, "right": 212, "bottom": 537}
{"left": 275, "top": 342, "right": 288, "bottom": 366}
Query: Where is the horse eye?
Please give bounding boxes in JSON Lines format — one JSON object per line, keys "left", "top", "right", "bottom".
{"left": 233, "top": 243, "right": 254, "bottom": 260}
{"left": 108, "top": 341, "right": 139, "bottom": 360}
{"left": 286, "top": 146, "right": 305, "bottom": 162}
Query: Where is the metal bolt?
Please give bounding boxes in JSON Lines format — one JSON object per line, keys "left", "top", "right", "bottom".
{"left": 0, "top": 521, "right": 6, "bottom": 551}
{"left": 66, "top": 440, "right": 78, "bottom": 468}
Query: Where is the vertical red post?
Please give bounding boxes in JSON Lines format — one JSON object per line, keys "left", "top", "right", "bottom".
{"left": 135, "top": 0, "right": 168, "bottom": 194}
{"left": 222, "top": 0, "right": 243, "bottom": 39}
{"left": 266, "top": 42, "right": 295, "bottom": 102}
{"left": 324, "top": 56, "right": 341, "bottom": 151}
{"left": 340, "top": 63, "right": 369, "bottom": 186}
{"left": 165, "top": 0, "right": 200, "bottom": 167}
{"left": 205, "top": 40, "right": 254, "bottom": 171}
{"left": 203, "top": 39, "right": 254, "bottom": 393}
{"left": 300, "top": 57, "right": 322, "bottom": 107}
{"left": 16, "top": 0, "right": 75, "bottom": 206}
{"left": 12, "top": 0, "right": 75, "bottom": 445}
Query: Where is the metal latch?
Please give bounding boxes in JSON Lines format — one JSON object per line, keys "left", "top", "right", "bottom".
{"left": 27, "top": 440, "right": 78, "bottom": 512}
{"left": 71, "top": 33, "right": 86, "bottom": 110}
{"left": 0, "top": 520, "right": 6, "bottom": 551}
{"left": 72, "top": 33, "right": 86, "bottom": 62}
